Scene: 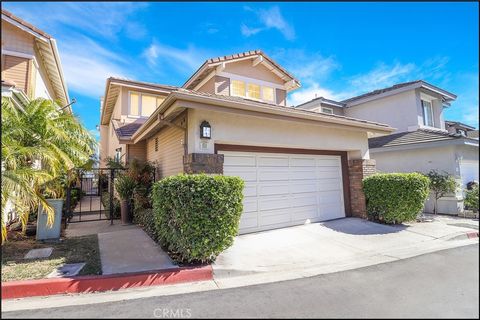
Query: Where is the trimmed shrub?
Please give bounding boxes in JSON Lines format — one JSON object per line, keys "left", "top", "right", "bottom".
{"left": 101, "top": 191, "right": 120, "bottom": 219}
{"left": 363, "top": 173, "right": 430, "bottom": 224}
{"left": 151, "top": 174, "right": 244, "bottom": 264}
{"left": 133, "top": 208, "right": 157, "bottom": 240}
{"left": 465, "top": 185, "right": 479, "bottom": 212}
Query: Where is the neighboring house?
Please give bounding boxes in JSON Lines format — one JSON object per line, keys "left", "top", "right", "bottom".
{"left": 99, "top": 50, "right": 394, "bottom": 234}
{"left": 297, "top": 80, "right": 479, "bottom": 214}
{"left": 1, "top": 9, "right": 69, "bottom": 108}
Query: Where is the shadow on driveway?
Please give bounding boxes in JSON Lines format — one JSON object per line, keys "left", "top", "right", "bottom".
{"left": 320, "top": 218, "right": 409, "bottom": 235}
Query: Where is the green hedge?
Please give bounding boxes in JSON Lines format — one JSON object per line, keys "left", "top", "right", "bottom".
{"left": 465, "top": 185, "right": 479, "bottom": 211}
{"left": 363, "top": 173, "right": 430, "bottom": 224}
{"left": 152, "top": 174, "right": 244, "bottom": 264}
{"left": 101, "top": 191, "right": 120, "bottom": 219}
{"left": 133, "top": 208, "right": 157, "bottom": 241}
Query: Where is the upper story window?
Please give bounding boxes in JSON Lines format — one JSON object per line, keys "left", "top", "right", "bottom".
{"left": 230, "top": 79, "right": 276, "bottom": 103}
{"left": 321, "top": 107, "right": 334, "bottom": 115}
{"left": 421, "top": 99, "right": 434, "bottom": 127}
{"left": 129, "top": 92, "right": 163, "bottom": 118}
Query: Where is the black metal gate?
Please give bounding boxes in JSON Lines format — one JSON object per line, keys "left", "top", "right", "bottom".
{"left": 65, "top": 168, "right": 125, "bottom": 225}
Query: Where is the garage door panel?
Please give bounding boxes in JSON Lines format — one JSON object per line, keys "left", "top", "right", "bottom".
{"left": 243, "top": 184, "right": 257, "bottom": 197}
{"left": 290, "top": 157, "right": 316, "bottom": 167}
{"left": 291, "top": 183, "right": 317, "bottom": 193}
{"left": 317, "top": 170, "right": 341, "bottom": 179}
{"left": 258, "top": 169, "right": 289, "bottom": 181}
{"left": 319, "top": 190, "right": 343, "bottom": 205}
{"left": 258, "top": 196, "right": 290, "bottom": 211}
{"left": 258, "top": 210, "right": 291, "bottom": 226}
{"left": 243, "top": 199, "right": 258, "bottom": 213}
{"left": 318, "top": 179, "right": 342, "bottom": 191}
{"left": 221, "top": 150, "right": 345, "bottom": 234}
{"left": 317, "top": 158, "right": 341, "bottom": 166}
{"left": 289, "top": 169, "right": 318, "bottom": 180}
{"left": 258, "top": 156, "right": 289, "bottom": 167}
{"left": 291, "top": 193, "right": 317, "bottom": 207}
{"left": 291, "top": 206, "right": 318, "bottom": 221}
{"left": 224, "top": 154, "right": 256, "bottom": 166}
{"left": 258, "top": 183, "right": 290, "bottom": 196}
{"left": 319, "top": 204, "right": 344, "bottom": 220}
{"left": 224, "top": 168, "right": 257, "bottom": 182}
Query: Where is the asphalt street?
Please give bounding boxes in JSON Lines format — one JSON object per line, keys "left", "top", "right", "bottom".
{"left": 3, "top": 244, "right": 479, "bottom": 319}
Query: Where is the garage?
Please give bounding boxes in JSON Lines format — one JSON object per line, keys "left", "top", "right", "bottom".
{"left": 219, "top": 148, "right": 347, "bottom": 234}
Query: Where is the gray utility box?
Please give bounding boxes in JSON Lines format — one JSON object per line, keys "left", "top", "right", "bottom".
{"left": 36, "top": 199, "right": 64, "bottom": 241}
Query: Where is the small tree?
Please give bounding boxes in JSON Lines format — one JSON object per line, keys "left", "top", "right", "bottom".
{"left": 425, "top": 170, "right": 457, "bottom": 215}
{"left": 464, "top": 184, "right": 479, "bottom": 212}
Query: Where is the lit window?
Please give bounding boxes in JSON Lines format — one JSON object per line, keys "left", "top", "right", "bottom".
{"left": 422, "top": 100, "right": 434, "bottom": 127}
{"left": 262, "top": 86, "right": 274, "bottom": 102}
{"left": 130, "top": 93, "right": 139, "bottom": 116}
{"left": 321, "top": 107, "right": 334, "bottom": 115}
{"left": 247, "top": 83, "right": 260, "bottom": 99}
{"left": 141, "top": 95, "right": 157, "bottom": 117}
{"left": 231, "top": 80, "right": 245, "bottom": 97}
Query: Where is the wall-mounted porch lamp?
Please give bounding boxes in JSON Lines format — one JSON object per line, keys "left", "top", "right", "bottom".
{"left": 200, "top": 120, "right": 211, "bottom": 139}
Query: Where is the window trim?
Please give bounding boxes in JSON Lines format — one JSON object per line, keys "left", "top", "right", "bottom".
{"left": 229, "top": 79, "right": 277, "bottom": 104}
{"left": 421, "top": 99, "right": 435, "bottom": 127}
{"left": 128, "top": 91, "right": 161, "bottom": 118}
{"left": 321, "top": 107, "right": 334, "bottom": 115}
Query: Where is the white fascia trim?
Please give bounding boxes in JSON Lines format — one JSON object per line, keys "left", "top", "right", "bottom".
{"left": 217, "top": 71, "right": 285, "bottom": 90}
{"left": 370, "top": 138, "right": 478, "bottom": 153}
{"left": 193, "top": 70, "right": 216, "bottom": 91}
{"left": 421, "top": 83, "right": 456, "bottom": 100}
{"left": 49, "top": 39, "right": 70, "bottom": 104}
{"left": 1, "top": 15, "right": 49, "bottom": 42}
{"left": 1, "top": 49, "right": 39, "bottom": 68}
{"left": 109, "top": 81, "right": 172, "bottom": 94}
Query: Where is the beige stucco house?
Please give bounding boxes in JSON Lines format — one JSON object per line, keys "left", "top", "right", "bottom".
{"left": 99, "top": 50, "right": 395, "bottom": 234}
{"left": 297, "top": 80, "right": 479, "bottom": 215}
{"left": 1, "top": 9, "right": 69, "bottom": 109}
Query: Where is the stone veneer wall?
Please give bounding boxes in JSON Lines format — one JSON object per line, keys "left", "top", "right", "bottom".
{"left": 348, "top": 159, "right": 376, "bottom": 219}
{"left": 183, "top": 153, "right": 224, "bottom": 174}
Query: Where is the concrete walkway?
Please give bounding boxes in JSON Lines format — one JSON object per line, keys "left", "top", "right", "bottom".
{"left": 98, "top": 226, "right": 176, "bottom": 275}
{"left": 65, "top": 220, "right": 176, "bottom": 275}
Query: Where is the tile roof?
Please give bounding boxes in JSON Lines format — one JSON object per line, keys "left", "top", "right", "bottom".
{"left": 342, "top": 81, "right": 422, "bottom": 104}
{"left": 368, "top": 128, "right": 474, "bottom": 149}
{"left": 114, "top": 120, "right": 146, "bottom": 138}
{"left": 295, "top": 96, "right": 345, "bottom": 108}
{"left": 175, "top": 88, "right": 391, "bottom": 129}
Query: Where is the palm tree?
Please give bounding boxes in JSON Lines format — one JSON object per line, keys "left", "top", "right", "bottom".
{"left": 1, "top": 98, "right": 96, "bottom": 242}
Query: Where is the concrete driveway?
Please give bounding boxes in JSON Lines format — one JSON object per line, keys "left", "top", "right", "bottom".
{"left": 213, "top": 216, "right": 479, "bottom": 288}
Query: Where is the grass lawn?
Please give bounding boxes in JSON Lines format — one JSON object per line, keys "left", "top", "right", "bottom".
{"left": 1, "top": 234, "right": 101, "bottom": 282}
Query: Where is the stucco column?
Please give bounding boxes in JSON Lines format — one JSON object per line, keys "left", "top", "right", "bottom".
{"left": 183, "top": 153, "right": 224, "bottom": 174}
{"left": 348, "top": 159, "right": 376, "bottom": 219}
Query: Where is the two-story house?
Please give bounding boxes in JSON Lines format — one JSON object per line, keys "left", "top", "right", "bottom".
{"left": 297, "top": 80, "right": 479, "bottom": 214}
{"left": 99, "top": 50, "right": 395, "bottom": 234}
{"left": 1, "top": 9, "right": 69, "bottom": 108}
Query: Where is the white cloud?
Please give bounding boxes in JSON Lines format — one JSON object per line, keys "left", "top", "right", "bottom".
{"left": 288, "top": 83, "right": 344, "bottom": 107}
{"left": 57, "top": 36, "right": 130, "bottom": 98}
{"left": 242, "top": 6, "right": 295, "bottom": 40}
{"left": 142, "top": 41, "right": 210, "bottom": 74}
{"left": 5, "top": 2, "right": 147, "bottom": 40}
{"left": 349, "top": 62, "right": 416, "bottom": 92}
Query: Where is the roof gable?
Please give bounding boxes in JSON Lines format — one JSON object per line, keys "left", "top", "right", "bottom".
{"left": 183, "top": 50, "right": 300, "bottom": 91}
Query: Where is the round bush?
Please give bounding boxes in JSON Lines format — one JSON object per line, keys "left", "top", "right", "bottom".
{"left": 363, "top": 173, "right": 430, "bottom": 224}
{"left": 151, "top": 174, "right": 244, "bottom": 264}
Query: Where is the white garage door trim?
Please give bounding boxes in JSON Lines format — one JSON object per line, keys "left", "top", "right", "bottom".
{"left": 217, "top": 145, "right": 348, "bottom": 234}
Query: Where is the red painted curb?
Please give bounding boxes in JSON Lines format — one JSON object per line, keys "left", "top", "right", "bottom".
{"left": 467, "top": 231, "right": 479, "bottom": 239}
{"left": 1, "top": 265, "right": 212, "bottom": 300}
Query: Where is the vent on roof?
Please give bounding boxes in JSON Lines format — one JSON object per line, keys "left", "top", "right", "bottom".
{"left": 155, "top": 137, "right": 158, "bottom": 152}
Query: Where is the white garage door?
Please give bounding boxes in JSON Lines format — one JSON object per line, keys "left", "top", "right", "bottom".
{"left": 221, "top": 151, "right": 346, "bottom": 234}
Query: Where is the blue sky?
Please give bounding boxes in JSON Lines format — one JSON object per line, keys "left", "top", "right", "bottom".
{"left": 4, "top": 2, "right": 479, "bottom": 137}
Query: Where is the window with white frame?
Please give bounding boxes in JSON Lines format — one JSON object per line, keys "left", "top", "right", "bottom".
{"left": 230, "top": 79, "right": 276, "bottom": 103}
{"left": 421, "top": 100, "right": 434, "bottom": 127}
{"left": 321, "top": 107, "right": 334, "bottom": 115}
{"left": 129, "top": 92, "right": 163, "bottom": 117}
